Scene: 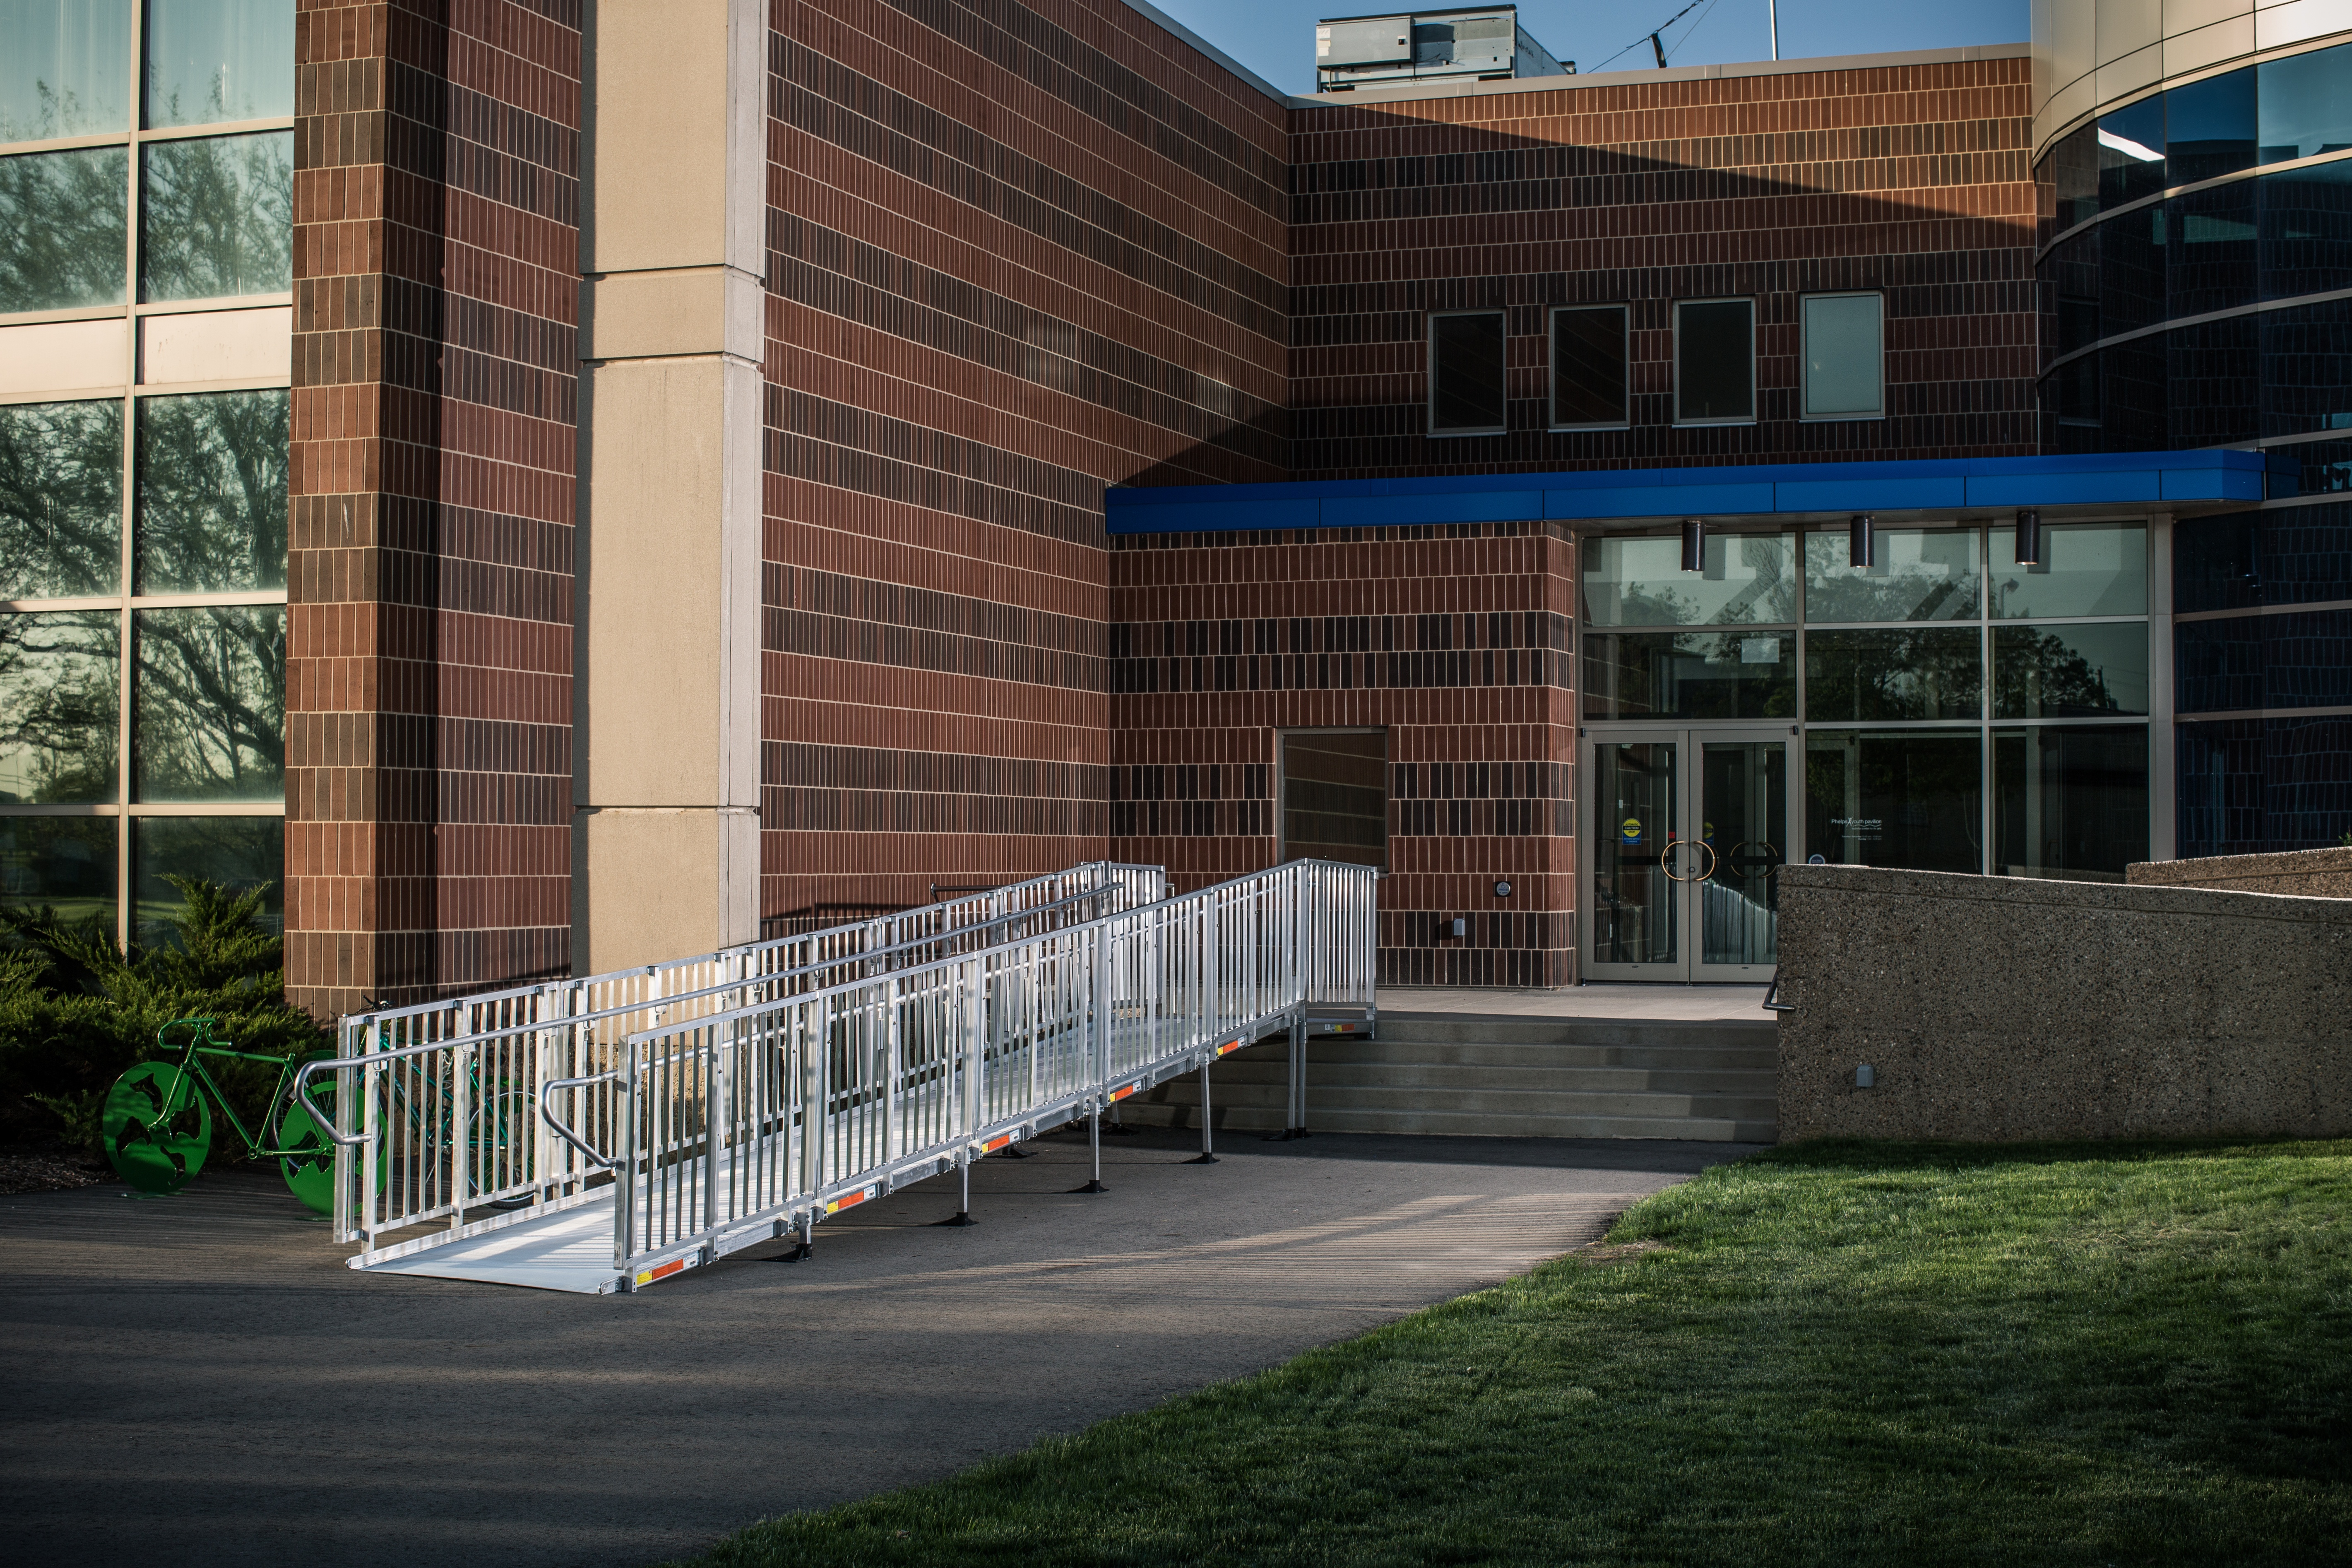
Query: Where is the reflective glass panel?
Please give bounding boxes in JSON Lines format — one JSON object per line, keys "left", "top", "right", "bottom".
{"left": 136, "top": 388, "right": 287, "bottom": 592}
{"left": 2165, "top": 66, "right": 2256, "bottom": 185}
{"left": 134, "top": 813, "right": 281, "bottom": 943}
{"left": 1991, "top": 523, "right": 2148, "bottom": 618}
{"left": 1582, "top": 532, "right": 1795, "bottom": 626}
{"left": 2258, "top": 42, "right": 2352, "bottom": 164}
{"left": 2259, "top": 301, "right": 2352, "bottom": 439}
{"left": 2100, "top": 201, "right": 2165, "bottom": 339}
{"left": 1994, "top": 724, "right": 2148, "bottom": 883}
{"left": 1801, "top": 293, "right": 1881, "bottom": 417}
{"left": 2049, "top": 121, "right": 2099, "bottom": 233}
{"left": 2258, "top": 161, "right": 2352, "bottom": 301}
{"left": 0, "top": 815, "right": 115, "bottom": 924}
{"left": 1676, "top": 299, "right": 1752, "bottom": 421}
{"left": 1804, "top": 627, "right": 1983, "bottom": 722}
{"left": 142, "top": 0, "right": 295, "bottom": 127}
{"left": 132, "top": 603, "right": 283, "bottom": 801}
{"left": 2166, "top": 181, "right": 2256, "bottom": 319}
{"left": 0, "top": 0, "right": 132, "bottom": 137}
{"left": 1280, "top": 731, "right": 1385, "bottom": 868}
{"left": 1803, "top": 730, "right": 1982, "bottom": 874}
{"left": 0, "top": 399, "right": 122, "bottom": 599}
{"left": 1993, "top": 622, "right": 2150, "bottom": 718}
{"left": 0, "top": 146, "right": 127, "bottom": 313}
{"left": 1802, "top": 527, "right": 1979, "bottom": 622}
{"left": 0, "top": 610, "right": 119, "bottom": 804}
{"left": 1591, "top": 739, "right": 1677, "bottom": 966}
{"left": 139, "top": 130, "right": 291, "bottom": 301}
{"left": 1551, "top": 305, "right": 1625, "bottom": 427}
{"left": 1429, "top": 311, "right": 1504, "bottom": 433}
{"left": 1582, "top": 631, "right": 1794, "bottom": 721}
{"left": 2098, "top": 94, "right": 2167, "bottom": 210}
{"left": 2167, "top": 313, "right": 2260, "bottom": 450}
{"left": 1698, "top": 739, "right": 1784, "bottom": 968}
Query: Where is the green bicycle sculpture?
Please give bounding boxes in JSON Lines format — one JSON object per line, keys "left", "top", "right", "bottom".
{"left": 100, "top": 1017, "right": 343, "bottom": 1212}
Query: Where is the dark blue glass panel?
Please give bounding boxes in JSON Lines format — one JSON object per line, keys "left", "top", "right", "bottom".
{"left": 2260, "top": 299, "right": 2352, "bottom": 438}
{"left": 2178, "top": 606, "right": 2352, "bottom": 713}
{"left": 2167, "top": 314, "right": 2259, "bottom": 448}
{"left": 2258, "top": 160, "right": 2352, "bottom": 300}
{"left": 2179, "top": 714, "right": 2352, "bottom": 854}
{"left": 2167, "top": 181, "right": 2258, "bottom": 318}
{"left": 2174, "top": 511, "right": 2262, "bottom": 613}
{"left": 2099, "top": 96, "right": 2167, "bottom": 209}
{"left": 2262, "top": 502, "right": 2352, "bottom": 605}
{"left": 2167, "top": 67, "right": 2257, "bottom": 185}
{"left": 2263, "top": 437, "right": 2352, "bottom": 497}
{"left": 2258, "top": 42, "right": 2352, "bottom": 164}
{"left": 2100, "top": 202, "right": 2167, "bottom": 336}
{"left": 2048, "top": 121, "right": 2101, "bottom": 234}
{"left": 2100, "top": 334, "right": 2169, "bottom": 452}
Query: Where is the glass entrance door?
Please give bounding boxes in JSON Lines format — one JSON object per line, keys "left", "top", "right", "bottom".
{"left": 1584, "top": 729, "right": 1791, "bottom": 982}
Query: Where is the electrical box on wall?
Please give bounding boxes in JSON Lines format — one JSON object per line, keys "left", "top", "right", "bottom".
{"left": 1315, "top": 7, "right": 1571, "bottom": 91}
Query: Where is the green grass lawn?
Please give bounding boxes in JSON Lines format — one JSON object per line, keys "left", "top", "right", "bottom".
{"left": 688, "top": 1140, "right": 2352, "bottom": 1567}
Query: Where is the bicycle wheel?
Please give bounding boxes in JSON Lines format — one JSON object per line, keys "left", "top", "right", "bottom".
{"left": 275, "top": 1086, "right": 337, "bottom": 1215}
{"left": 102, "top": 1061, "right": 212, "bottom": 1195}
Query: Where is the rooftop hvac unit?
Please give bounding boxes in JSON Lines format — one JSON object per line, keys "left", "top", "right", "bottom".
{"left": 1315, "top": 6, "right": 1570, "bottom": 91}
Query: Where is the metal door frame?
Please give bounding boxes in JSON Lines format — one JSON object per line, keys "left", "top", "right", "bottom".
{"left": 1581, "top": 725, "right": 1796, "bottom": 984}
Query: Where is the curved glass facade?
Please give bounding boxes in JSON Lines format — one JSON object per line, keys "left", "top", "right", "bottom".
{"left": 2035, "top": 39, "right": 2352, "bottom": 473}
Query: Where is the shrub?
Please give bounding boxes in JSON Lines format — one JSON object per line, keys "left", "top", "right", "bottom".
{"left": 0, "top": 879, "right": 330, "bottom": 1153}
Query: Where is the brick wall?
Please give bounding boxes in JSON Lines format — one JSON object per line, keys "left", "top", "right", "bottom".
{"left": 286, "top": 0, "right": 579, "bottom": 1016}
{"left": 757, "top": 0, "right": 1290, "bottom": 926}
{"left": 1109, "top": 520, "right": 1578, "bottom": 985}
{"left": 1287, "top": 58, "right": 2037, "bottom": 478}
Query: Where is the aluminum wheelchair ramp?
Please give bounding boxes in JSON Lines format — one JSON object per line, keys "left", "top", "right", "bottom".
{"left": 308, "top": 859, "right": 1378, "bottom": 1294}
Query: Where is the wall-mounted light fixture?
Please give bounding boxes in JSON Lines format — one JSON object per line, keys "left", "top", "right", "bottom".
{"left": 1848, "top": 514, "right": 1874, "bottom": 569}
{"left": 2014, "top": 507, "right": 2042, "bottom": 566}
{"left": 1492, "top": 879, "right": 1513, "bottom": 898}
{"left": 1681, "top": 517, "right": 1706, "bottom": 572}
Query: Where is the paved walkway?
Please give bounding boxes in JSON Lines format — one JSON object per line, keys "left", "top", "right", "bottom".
{"left": 0, "top": 1127, "right": 1757, "bottom": 1567}
{"left": 1380, "top": 983, "right": 1773, "bottom": 1021}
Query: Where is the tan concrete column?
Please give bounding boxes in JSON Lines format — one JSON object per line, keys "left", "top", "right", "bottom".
{"left": 572, "top": 0, "right": 767, "bottom": 971}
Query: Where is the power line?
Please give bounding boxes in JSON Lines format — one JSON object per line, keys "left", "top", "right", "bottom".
{"left": 1587, "top": 0, "right": 1718, "bottom": 74}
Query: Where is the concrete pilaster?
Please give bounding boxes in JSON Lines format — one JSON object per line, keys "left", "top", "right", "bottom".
{"left": 572, "top": 0, "right": 767, "bottom": 971}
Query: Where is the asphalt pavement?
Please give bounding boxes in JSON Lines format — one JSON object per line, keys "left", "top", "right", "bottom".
{"left": 0, "top": 1125, "right": 1758, "bottom": 1566}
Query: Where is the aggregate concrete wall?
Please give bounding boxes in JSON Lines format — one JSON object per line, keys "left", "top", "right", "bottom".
{"left": 2127, "top": 845, "right": 2352, "bottom": 899}
{"left": 1773, "top": 862, "right": 2352, "bottom": 1142}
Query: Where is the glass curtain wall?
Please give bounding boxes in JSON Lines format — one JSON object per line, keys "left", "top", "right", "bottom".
{"left": 0, "top": 0, "right": 291, "bottom": 943}
{"left": 1583, "top": 522, "right": 2152, "bottom": 882}
{"left": 2037, "top": 36, "right": 2352, "bottom": 491}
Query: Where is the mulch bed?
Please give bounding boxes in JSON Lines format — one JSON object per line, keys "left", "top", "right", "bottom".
{"left": 0, "top": 1145, "right": 113, "bottom": 1195}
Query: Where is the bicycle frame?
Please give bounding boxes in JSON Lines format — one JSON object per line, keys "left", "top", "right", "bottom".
{"left": 153, "top": 1018, "right": 329, "bottom": 1162}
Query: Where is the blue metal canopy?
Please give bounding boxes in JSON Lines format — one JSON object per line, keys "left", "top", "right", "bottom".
{"left": 1103, "top": 450, "right": 2270, "bottom": 535}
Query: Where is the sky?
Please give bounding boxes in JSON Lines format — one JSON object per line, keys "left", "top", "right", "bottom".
{"left": 1150, "top": 0, "right": 2032, "bottom": 97}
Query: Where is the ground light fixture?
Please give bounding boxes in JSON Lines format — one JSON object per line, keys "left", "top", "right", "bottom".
{"left": 2015, "top": 507, "right": 2042, "bottom": 565}
{"left": 1681, "top": 517, "right": 1706, "bottom": 571}
{"left": 1849, "top": 513, "right": 1874, "bottom": 568}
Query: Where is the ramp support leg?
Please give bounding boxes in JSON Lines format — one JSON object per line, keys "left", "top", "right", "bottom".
{"left": 1187, "top": 1060, "right": 1217, "bottom": 1164}
{"left": 937, "top": 1154, "right": 978, "bottom": 1226}
{"left": 1074, "top": 1105, "right": 1108, "bottom": 1194}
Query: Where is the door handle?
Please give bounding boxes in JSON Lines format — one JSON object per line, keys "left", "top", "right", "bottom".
{"left": 1660, "top": 839, "right": 1715, "bottom": 883}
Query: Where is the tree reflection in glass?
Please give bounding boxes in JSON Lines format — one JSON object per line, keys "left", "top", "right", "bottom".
{"left": 1993, "top": 623, "right": 2151, "bottom": 717}
{"left": 0, "top": 146, "right": 127, "bottom": 313}
{"left": 1804, "top": 627, "right": 1983, "bottom": 721}
{"left": 139, "top": 130, "right": 291, "bottom": 301}
{"left": 136, "top": 389, "right": 286, "bottom": 592}
{"left": 0, "top": 400, "right": 122, "bottom": 599}
{"left": 1802, "top": 527, "right": 1979, "bottom": 622}
{"left": 143, "top": 0, "right": 296, "bottom": 129}
{"left": 0, "top": 0, "right": 132, "bottom": 138}
{"left": 0, "top": 611, "right": 120, "bottom": 804}
{"left": 0, "top": 816, "right": 116, "bottom": 924}
{"left": 1582, "top": 533, "right": 1796, "bottom": 626}
{"left": 133, "top": 604, "right": 283, "bottom": 801}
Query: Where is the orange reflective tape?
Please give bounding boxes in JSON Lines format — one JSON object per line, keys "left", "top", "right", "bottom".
{"left": 1217, "top": 1038, "right": 1244, "bottom": 1055}
{"left": 982, "top": 1134, "right": 1012, "bottom": 1153}
{"left": 635, "top": 1258, "right": 686, "bottom": 1286}
{"left": 1109, "top": 1082, "right": 1137, "bottom": 1102}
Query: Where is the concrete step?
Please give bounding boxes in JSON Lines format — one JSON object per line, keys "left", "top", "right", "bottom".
{"left": 1118, "top": 1017, "right": 1780, "bottom": 1142}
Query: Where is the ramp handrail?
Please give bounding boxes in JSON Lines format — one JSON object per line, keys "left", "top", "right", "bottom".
{"left": 319, "top": 863, "right": 1166, "bottom": 1253}
{"left": 602, "top": 856, "right": 1377, "bottom": 1287}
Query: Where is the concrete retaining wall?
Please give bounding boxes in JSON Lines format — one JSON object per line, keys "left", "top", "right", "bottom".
{"left": 1773, "top": 863, "right": 2352, "bottom": 1142}
{"left": 2127, "top": 845, "right": 2352, "bottom": 898}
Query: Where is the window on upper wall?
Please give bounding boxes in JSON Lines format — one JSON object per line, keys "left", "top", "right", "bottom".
{"left": 2258, "top": 41, "right": 2352, "bottom": 164}
{"left": 1673, "top": 298, "right": 1753, "bottom": 424}
{"left": 1550, "top": 305, "right": 1626, "bottom": 429}
{"left": 1428, "top": 310, "right": 1505, "bottom": 435}
{"left": 1801, "top": 292, "right": 1883, "bottom": 420}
